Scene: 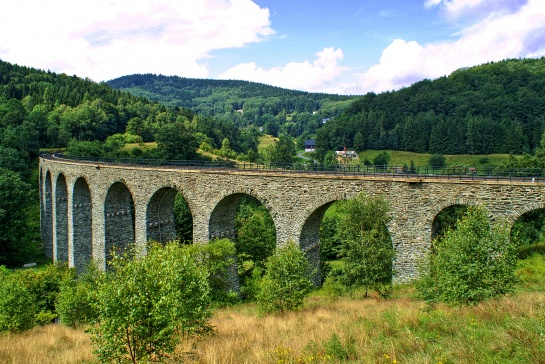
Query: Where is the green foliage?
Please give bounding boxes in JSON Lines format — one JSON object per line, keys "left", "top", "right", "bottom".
{"left": 257, "top": 241, "right": 314, "bottom": 314}
{"left": 0, "top": 266, "right": 38, "bottom": 332}
{"left": 372, "top": 151, "right": 390, "bottom": 166}
{"left": 429, "top": 153, "right": 446, "bottom": 167}
{"left": 432, "top": 204, "right": 468, "bottom": 241}
{"left": 338, "top": 193, "right": 394, "bottom": 298}
{"left": 0, "top": 167, "right": 33, "bottom": 265}
{"left": 185, "top": 238, "right": 238, "bottom": 305}
{"left": 319, "top": 215, "right": 342, "bottom": 260}
{"left": 91, "top": 242, "right": 212, "bottom": 364}
{"left": 268, "top": 134, "right": 296, "bottom": 163}
{"left": 510, "top": 209, "right": 545, "bottom": 247}
{"left": 418, "top": 206, "right": 519, "bottom": 305}
{"left": 239, "top": 266, "right": 263, "bottom": 302}
{"left": 317, "top": 58, "right": 545, "bottom": 155}
{"left": 56, "top": 262, "right": 101, "bottom": 328}
{"left": 156, "top": 121, "right": 198, "bottom": 160}
{"left": 173, "top": 193, "right": 193, "bottom": 243}
{"left": 0, "top": 263, "right": 70, "bottom": 333}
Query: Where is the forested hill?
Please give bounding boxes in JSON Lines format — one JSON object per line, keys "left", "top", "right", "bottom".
{"left": 316, "top": 58, "right": 545, "bottom": 158}
{"left": 107, "top": 74, "right": 357, "bottom": 118}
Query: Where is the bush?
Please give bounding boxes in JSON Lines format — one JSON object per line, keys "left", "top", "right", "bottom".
{"left": 429, "top": 153, "right": 446, "bottom": 167}
{"left": 338, "top": 193, "right": 394, "bottom": 298}
{"left": 373, "top": 151, "right": 390, "bottom": 166}
{"left": 417, "top": 206, "right": 519, "bottom": 305}
{"left": 0, "top": 264, "right": 70, "bottom": 332}
{"left": 0, "top": 266, "right": 37, "bottom": 332}
{"left": 186, "top": 238, "right": 238, "bottom": 305}
{"left": 91, "top": 242, "right": 212, "bottom": 364}
{"left": 257, "top": 241, "right": 314, "bottom": 315}
{"left": 56, "top": 262, "right": 101, "bottom": 328}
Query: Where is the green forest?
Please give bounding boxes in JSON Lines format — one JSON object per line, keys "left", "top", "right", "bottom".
{"left": 315, "top": 58, "right": 545, "bottom": 160}
{"left": 2, "top": 57, "right": 545, "bottom": 267}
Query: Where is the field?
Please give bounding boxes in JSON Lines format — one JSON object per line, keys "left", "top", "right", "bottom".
{"left": 1, "top": 255, "right": 544, "bottom": 364}
{"left": 342, "top": 150, "right": 514, "bottom": 168}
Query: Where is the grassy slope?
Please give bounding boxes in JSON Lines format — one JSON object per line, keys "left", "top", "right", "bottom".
{"left": 354, "top": 150, "right": 513, "bottom": 168}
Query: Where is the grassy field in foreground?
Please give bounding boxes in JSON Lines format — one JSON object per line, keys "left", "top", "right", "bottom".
{"left": 1, "top": 256, "right": 544, "bottom": 364}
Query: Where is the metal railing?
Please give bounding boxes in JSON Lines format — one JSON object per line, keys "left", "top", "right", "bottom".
{"left": 40, "top": 153, "right": 545, "bottom": 182}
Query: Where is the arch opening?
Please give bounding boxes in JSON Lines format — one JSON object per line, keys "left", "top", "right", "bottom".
{"left": 511, "top": 208, "right": 545, "bottom": 258}
{"left": 146, "top": 187, "right": 193, "bottom": 244}
{"left": 55, "top": 174, "right": 68, "bottom": 263}
{"left": 44, "top": 171, "right": 53, "bottom": 259}
{"left": 302, "top": 200, "right": 340, "bottom": 285}
{"left": 210, "top": 194, "right": 276, "bottom": 295}
{"left": 304, "top": 196, "right": 395, "bottom": 288}
{"left": 73, "top": 177, "right": 92, "bottom": 272}
{"left": 104, "top": 182, "right": 135, "bottom": 263}
{"left": 431, "top": 204, "right": 469, "bottom": 243}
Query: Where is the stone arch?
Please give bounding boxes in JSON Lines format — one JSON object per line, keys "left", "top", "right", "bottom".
{"left": 427, "top": 198, "right": 477, "bottom": 240}
{"left": 104, "top": 181, "right": 135, "bottom": 262}
{"left": 509, "top": 202, "right": 545, "bottom": 226}
{"left": 44, "top": 170, "right": 53, "bottom": 259}
{"left": 55, "top": 173, "right": 69, "bottom": 263}
{"left": 73, "top": 177, "right": 92, "bottom": 272}
{"left": 208, "top": 189, "right": 276, "bottom": 241}
{"left": 146, "top": 187, "right": 193, "bottom": 244}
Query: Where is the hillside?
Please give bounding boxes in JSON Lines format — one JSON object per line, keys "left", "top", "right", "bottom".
{"left": 107, "top": 74, "right": 356, "bottom": 118}
{"left": 316, "top": 58, "right": 545, "bottom": 159}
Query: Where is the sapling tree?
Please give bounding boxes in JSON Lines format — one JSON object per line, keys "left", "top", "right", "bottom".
{"left": 418, "top": 205, "right": 519, "bottom": 305}
{"left": 91, "top": 242, "right": 212, "bottom": 363}
{"left": 257, "top": 241, "right": 314, "bottom": 314}
{"left": 338, "top": 193, "right": 394, "bottom": 298}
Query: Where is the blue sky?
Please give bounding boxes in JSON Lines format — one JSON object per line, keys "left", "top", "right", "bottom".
{"left": 1, "top": 0, "right": 544, "bottom": 95}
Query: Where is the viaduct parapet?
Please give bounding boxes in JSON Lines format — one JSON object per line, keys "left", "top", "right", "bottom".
{"left": 39, "top": 156, "right": 545, "bottom": 282}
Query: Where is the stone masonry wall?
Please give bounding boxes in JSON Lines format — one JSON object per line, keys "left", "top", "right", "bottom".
{"left": 40, "top": 157, "right": 545, "bottom": 282}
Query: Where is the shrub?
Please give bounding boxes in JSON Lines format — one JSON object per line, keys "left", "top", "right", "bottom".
{"left": 56, "top": 262, "right": 101, "bottom": 327}
{"left": 338, "top": 193, "right": 394, "bottom": 298}
{"left": 186, "top": 238, "right": 238, "bottom": 305}
{"left": 373, "top": 151, "right": 390, "bottom": 166}
{"left": 90, "top": 242, "right": 212, "bottom": 364}
{"left": 0, "top": 263, "right": 70, "bottom": 333}
{"left": 0, "top": 266, "right": 37, "bottom": 332}
{"left": 417, "top": 206, "right": 519, "bottom": 305}
{"left": 257, "top": 241, "right": 314, "bottom": 315}
{"left": 429, "top": 153, "right": 446, "bottom": 167}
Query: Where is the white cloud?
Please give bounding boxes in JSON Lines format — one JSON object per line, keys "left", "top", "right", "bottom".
{"left": 348, "top": 0, "right": 545, "bottom": 94}
{"left": 0, "top": 0, "right": 273, "bottom": 81}
{"left": 218, "top": 47, "right": 348, "bottom": 93}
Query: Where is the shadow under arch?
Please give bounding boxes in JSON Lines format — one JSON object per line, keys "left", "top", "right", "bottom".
{"left": 104, "top": 181, "right": 135, "bottom": 262}
{"left": 510, "top": 203, "right": 545, "bottom": 254}
{"left": 55, "top": 173, "right": 68, "bottom": 263}
{"left": 209, "top": 192, "right": 276, "bottom": 241}
{"left": 427, "top": 199, "right": 476, "bottom": 241}
{"left": 299, "top": 200, "right": 339, "bottom": 285}
{"left": 146, "top": 187, "right": 193, "bottom": 244}
{"left": 43, "top": 170, "right": 53, "bottom": 259}
{"left": 73, "top": 177, "right": 92, "bottom": 272}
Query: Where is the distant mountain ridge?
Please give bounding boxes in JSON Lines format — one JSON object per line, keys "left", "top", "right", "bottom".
{"left": 107, "top": 74, "right": 357, "bottom": 117}
{"left": 315, "top": 57, "right": 545, "bottom": 157}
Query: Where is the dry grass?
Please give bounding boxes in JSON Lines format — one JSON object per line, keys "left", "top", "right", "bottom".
{"left": 1, "top": 292, "right": 544, "bottom": 363}
{"left": 2, "top": 262, "right": 544, "bottom": 364}
{"left": 177, "top": 291, "right": 545, "bottom": 364}
{"left": 0, "top": 324, "right": 94, "bottom": 364}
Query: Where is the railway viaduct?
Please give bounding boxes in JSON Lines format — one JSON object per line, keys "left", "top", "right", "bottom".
{"left": 39, "top": 155, "right": 545, "bottom": 282}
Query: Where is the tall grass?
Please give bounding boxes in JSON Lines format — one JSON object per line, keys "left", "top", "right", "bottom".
{"left": 1, "top": 255, "right": 544, "bottom": 364}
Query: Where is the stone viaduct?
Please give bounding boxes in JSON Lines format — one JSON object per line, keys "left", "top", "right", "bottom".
{"left": 39, "top": 155, "right": 545, "bottom": 282}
